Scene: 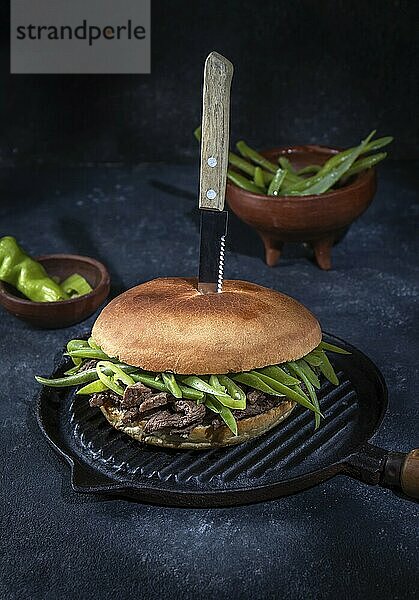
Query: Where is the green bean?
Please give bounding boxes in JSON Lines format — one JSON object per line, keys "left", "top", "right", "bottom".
{"left": 67, "top": 339, "right": 89, "bottom": 351}
{"left": 323, "top": 134, "right": 392, "bottom": 171}
{"left": 227, "top": 170, "right": 263, "bottom": 193}
{"left": 287, "top": 131, "right": 376, "bottom": 195}
{"left": 288, "top": 362, "right": 321, "bottom": 429}
{"left": 303, "top": 352, "right": 323, "bottom": 367}
{"left": 64, "top": 363, "right": 83, "bottom": 376}
{"left": 232, "top": 372, "right": 283, "bottom": 396}
{"left": 253, "top": 166, "right": 266, "bottom": 190}
{"left": 250, "top": 371, "right": 321, "bottom": 414}
{"left": 320, "top": 341, "right": 351, "bottom": 355}
{"left": 316, "top": 351, "right": 339, "bottom": 385}
{"left": 65, "top": 348, "right": 114, "bottom": 360}
{"left": 131, "top": 373, "right": 205, "bottom": 400}
{"left": 218, "top": 375, "right": 246, "bottom": 403}
{"left": 236, "top": 141, "right": 278, "bottom": 173}
{"left": 278, "top": 157, "right": 297, "bottom": 174}
{"left": 87, "top": 337, "right": 101, "bottom": 350}
{"left": 162, "top": 373, "right": 182, "bottom": 398}
{"left": 341, "top": 152, "right": 387, "bottom": 182}
{"left": 267, "top": 168, "right": 286, "bottom": 195}
{"left": 35, "top": 364, "right": 137, "bottom": 388}
{"left": 228, "top": 152, "right": 258, "bottom": 178}
{"left": 77, "top": 380, "right": 108, "bottom": 395}
{"left": 297, "top": 164, "right": 322, "bottom": 175}
{"left": 295, "top": 359, "right": 321, "bottom": 389}
{"left": 180, "top": 375, "right": 235, "bottom": 404}
{"left": 67, "top": 339, "right": 89, "bottom": 367}
{"left": 258, "top": 365, "right": 300, "bottom": 386}
{"left": 205, "top": 396, "right": 238, "bottom": 435}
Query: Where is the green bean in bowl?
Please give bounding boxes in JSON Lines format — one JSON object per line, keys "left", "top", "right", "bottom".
{"left": 194, "top": 127, "right": 393, "bottom": 196}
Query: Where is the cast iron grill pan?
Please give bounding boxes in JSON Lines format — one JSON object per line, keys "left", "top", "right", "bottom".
{"left": 36, "top": 334, "right": 418, "bottom": 506}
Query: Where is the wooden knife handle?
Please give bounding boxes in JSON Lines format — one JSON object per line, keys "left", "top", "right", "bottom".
{"left": 199, "top": 52, "right": 233, "bottom": 211}
{"left": 400, "top": 449, "right": 419, "bottom": 499}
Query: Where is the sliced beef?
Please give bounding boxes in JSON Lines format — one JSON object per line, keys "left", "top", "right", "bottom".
{"left": 121, "top": 407, "right": 140, "bottom": 424}
{"left": 89, "top": 389, "right": 119, "bottom": 407}
{"left": 138, "top": 391, "right": 170, "bottom": 414}
{"left": 143, "top": 400, "right": 206, "bottom": 434}
{"left": 233, "top": 390, "right": 280, "bottom": 419}
{"left": 121, "top": 382, "right": 153, "bottom": 409}
{"left": 247, "top": 389, "right": 266, "bottom": 405}
{"left": 79, "top": 359, "right": 98, "bottom": 373}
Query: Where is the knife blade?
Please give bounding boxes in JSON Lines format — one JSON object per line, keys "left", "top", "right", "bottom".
{"left": 197, "top": 51, "right": 233, "bottom": 294}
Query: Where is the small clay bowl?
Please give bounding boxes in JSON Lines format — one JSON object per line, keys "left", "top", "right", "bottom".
{"left": 226, "top": 145, "right": 377, "bottom": 269}
{"left": 0, "top": 254, "right": 110, "bottom": 328}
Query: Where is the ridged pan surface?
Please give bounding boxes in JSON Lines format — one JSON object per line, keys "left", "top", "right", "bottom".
{"left": 36, "top": 334, "right": 387, "bottom": 506}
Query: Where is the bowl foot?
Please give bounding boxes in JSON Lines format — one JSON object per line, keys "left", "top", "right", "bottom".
{"left": 259, "top": 232, "right": 336, "bottom": 270}
{"left": 260, "top": 234, "right": 284, "bottom": 267}
{"left": 311, "top": 235, "right": 334, "bottom": 270}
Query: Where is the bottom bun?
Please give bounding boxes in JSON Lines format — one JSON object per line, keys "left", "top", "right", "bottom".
{"left": 100, "top": 400, "right": 296, "bottom": 450}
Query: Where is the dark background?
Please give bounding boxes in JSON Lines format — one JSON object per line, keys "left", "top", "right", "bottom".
{"left": 1, "top": 3, "right": 419, "bottom": 600}
{"left": 1, "top": 0, "right": 418, "bottom": 166}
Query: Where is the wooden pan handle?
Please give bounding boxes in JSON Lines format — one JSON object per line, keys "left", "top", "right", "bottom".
{"left": 382, "top": 448, "right": 419, "bottom": 499}
{"left": 400, "top": 449, "right": 419, "bottom": 499}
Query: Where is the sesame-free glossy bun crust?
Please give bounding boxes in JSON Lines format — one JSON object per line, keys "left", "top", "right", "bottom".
{"left": 92, "top": 278, "right": 321, "bottom": 374}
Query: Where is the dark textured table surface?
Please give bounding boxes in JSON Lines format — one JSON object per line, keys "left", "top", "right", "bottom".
{"left": 1, "top": 162, "right": 418, "bottom": 600}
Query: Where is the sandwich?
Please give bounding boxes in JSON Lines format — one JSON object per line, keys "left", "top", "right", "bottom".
{"left": 36, "top": 277, "right": 348, "bottom": 449}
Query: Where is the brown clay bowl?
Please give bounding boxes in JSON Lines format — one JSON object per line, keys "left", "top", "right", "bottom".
{"left": 226, "top": 145, "right": 377, "bottom": 269}
{"left": 0, "top": 254, "right": 110, "bottom": 328}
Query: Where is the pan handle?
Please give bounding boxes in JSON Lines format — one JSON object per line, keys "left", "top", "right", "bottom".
{"left": 382, "top": 449, "right": 419, "bottom": 499}
{"left": 345, "top": 444, "right": 419, "bottom": 500}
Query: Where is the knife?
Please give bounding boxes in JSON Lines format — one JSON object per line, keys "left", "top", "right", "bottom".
{"left": 197, "top": 51, "right": 233, "bottom": 294}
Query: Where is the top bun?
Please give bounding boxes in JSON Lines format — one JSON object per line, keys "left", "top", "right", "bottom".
{"left": 92, "top": 278, "right": 321, "bottom": 374}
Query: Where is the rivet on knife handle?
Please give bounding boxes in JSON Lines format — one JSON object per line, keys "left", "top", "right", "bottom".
{"left": 199, "top": 52, "right": 234, "bottom": 211}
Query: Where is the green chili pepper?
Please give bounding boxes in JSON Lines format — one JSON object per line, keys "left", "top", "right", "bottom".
{"left": 209, "top": 375, "right": 246, "bottom": 409}
{"left": 254, "top": 167, "right": 266, "bottom": 190}
{"left": 267, "top": 168, "right": 287, "bottom": 195}
{"left": 0, "top": 236, "right": 68, "bottom": 302}
{"left": 227, "top": 170, "right": 263, "bottom": 193}
{"left": 258, "top": 365, "right": 300, "bottom": 386}
{"left": 96, "top": 361, "right": 134, "bottom": 396}
{"left": 217, "top": 375, "right": 246, "bottom": 403}
{"left": 77, "top": 380, "right": 108, "bottom": 395}
{"left": 87, "top": 337, "right": 101, "bottom": 350}
{"left": 162, "top": 373, "right": 182, "bottom": 398}
{"left": 319, "top": 341, "right": 351, "bottom": 355}
{"left": 205, "top": 396, "right": 238, "bottom": 436}
{"left": 232, "top": 372, "right": 282, "bottom": 396}
{"left": 61, "top": 273, "right": 92, "bottom": 297}
{"left": 236, "top": 141, "right": 278, "bottom": 173}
